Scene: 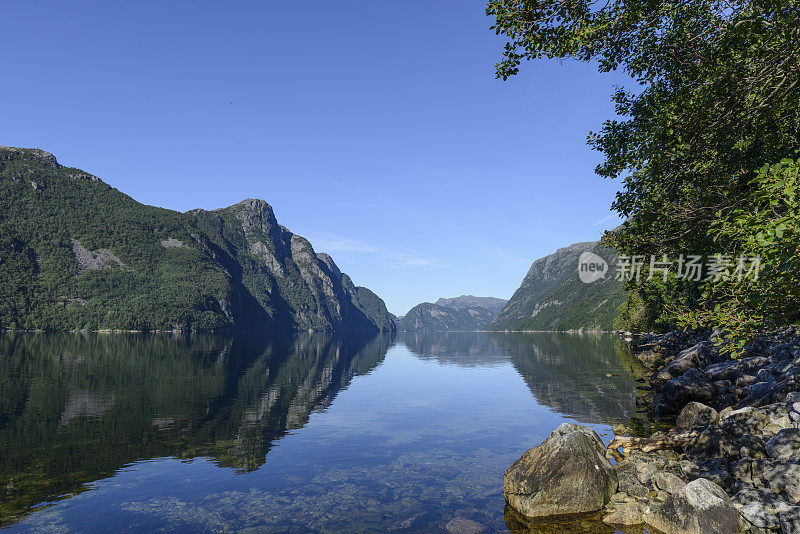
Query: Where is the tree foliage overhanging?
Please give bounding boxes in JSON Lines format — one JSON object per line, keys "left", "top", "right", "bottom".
{"left": 487, "top": 0, "right": 800, "bottom": 349}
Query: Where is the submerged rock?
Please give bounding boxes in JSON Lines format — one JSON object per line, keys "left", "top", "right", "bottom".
{"left": 602, "top": 502, "right": 642, "bottom": 525}
{"left": 444, "top": 516, "right": 488, "bottom": 534}
{"left": 503, "top": 423, "right": 618, "bottom": 518}
{"left": 643, "top": 478, "right": 740, "bottom": 534}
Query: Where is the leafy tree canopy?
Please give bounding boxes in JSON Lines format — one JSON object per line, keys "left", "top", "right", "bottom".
{"left": 488, "top": 0, "right": 800, "bottom": 253}
{"left": 487, "top": 0, "right": 800, "bottom": 344}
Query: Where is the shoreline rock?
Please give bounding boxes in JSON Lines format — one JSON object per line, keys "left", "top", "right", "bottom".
{"left": 504, "top": 327, "right": 800, "bottom": 533}
{"left": 503, "top": 423, "right": 618, "bottom": 518}
{"left": 609, "top": 327, "right": 800, "bottom": 533}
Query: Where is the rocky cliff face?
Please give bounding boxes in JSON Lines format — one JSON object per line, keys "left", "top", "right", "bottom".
{"left": 0, "top": 146, "right": 392, "bottom": 333}
{"left": 489, "top": 241, "right": 624, "bottom": 331}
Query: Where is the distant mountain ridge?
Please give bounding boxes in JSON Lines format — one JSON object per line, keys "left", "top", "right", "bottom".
{"left": 434, "top": 295, "right": 508, "bottom": 315}
{"left": 397, "top": 295, "right": 508, "bottom": 332}
{"left": 489, "top": 241, "right": 624, "bottom": 331}
{"left": 0, "top": 146, "right": 394, "bottom": 333}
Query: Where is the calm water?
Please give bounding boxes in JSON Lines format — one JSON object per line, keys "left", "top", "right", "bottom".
{"left": 0, "top": 331, "right": 649, "bottom": 533}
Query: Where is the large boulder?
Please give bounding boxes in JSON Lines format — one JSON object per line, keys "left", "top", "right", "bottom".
{"left": 719, "top": 406, "right": 770, "bottom": 435}
{"left": 503, "top": 423, "right": 618, "bottom": 518}
{"left": 643, "top": 478, "right": 740, "bottom": 534}
{"left": 676, "top": 402, "right": 719, "bottom": 430}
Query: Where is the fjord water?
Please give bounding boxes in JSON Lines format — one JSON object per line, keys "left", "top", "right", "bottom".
{"left": 0, "top": 332, "right": 645, "bottom": 533}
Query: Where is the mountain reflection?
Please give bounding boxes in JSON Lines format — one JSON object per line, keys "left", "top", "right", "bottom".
{"left": 401, "top": 331, "right": 644, "bottom": 425}
{"left": 0, "top": 331, "right": 391, "bottom": 526}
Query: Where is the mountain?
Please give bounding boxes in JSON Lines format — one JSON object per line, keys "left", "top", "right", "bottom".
{"left": 0, "top": 146, "right": 394, "bottom": 333}
{"left": 397, "top": 295, "right": 507, "bottom": 332}
{"left": 434, "top": 295, "right": 507, "bottom": 315}
{"left": 488, "top": 241, "right": 624, "bottom": 331}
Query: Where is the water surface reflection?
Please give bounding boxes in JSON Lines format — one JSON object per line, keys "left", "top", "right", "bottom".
{"left": 1, "top": 331, "right": 645, "bottom": 533}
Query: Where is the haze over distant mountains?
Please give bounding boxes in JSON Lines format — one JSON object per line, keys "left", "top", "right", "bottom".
{"left": 397, "top": 295, "right": 508, "bottom": 332}
{"left": 434, "top": 296, "right": 508, "bottom": 315}
{"left": 0, "top": 147, "right": 394, "bottom": 333}
{"left": 399, "top": 242, "right": 624, "bottom": 333}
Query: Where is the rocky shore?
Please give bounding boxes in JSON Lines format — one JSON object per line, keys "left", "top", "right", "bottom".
{"left": 504, "top": 327, "right": 800, "bottom": 533}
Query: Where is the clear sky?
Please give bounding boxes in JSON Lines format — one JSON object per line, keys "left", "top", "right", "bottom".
{"left": 1, "top": 1, "right": 628, "bottom": 316}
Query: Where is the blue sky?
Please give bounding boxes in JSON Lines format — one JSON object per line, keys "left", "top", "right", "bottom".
{"left": 1, "top": 1, "right": 629, "bottom": 316}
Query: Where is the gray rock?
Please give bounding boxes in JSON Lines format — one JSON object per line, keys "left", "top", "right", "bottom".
{"left": 602, "top": 502, "right": 643, "bottom": 525}
{"left": 763, "top": 414, "right": 794, "bottom": 437}
{"left": 616, "top": 464, "right": 643, "bottom": 494}
{"left": 637, "top": 348, "right": 664, "bottom": 368}
{"left": 685, "top": 426, "right": 739, "bottom": 461}
{"left": 750, "top": 458, "right": 778, "bottom": 486}
{"left": 756, "top": 369, "right": 776, "bottom": 383}
{"left": 762, "top": 401, "right": 791, "bottom": 420}
{"left": 766, "top": 428, "right": 800, "bottom": 460}
{"left": 739, "top": 501, "right": 779, "bottom": 529}
{"left": 643, "top": 478, "right": 740, "bottom": 534}
{"left": 705, "top": 355, "right": 770, "bottom": 383}
{"left": 680, "top": 459, "right": 701, "bottom": 478}
{"left": 780, "top": 506, "right": 800, "bottom": 534}
{"left": 737, "top": 374, "right": 757, "bottom": 387}
{"left": 652, "top": 472, "right": 687, "bottom": 495}
{"left": 730, "top": 459, "right": 754, "bottom": 485}
{"left": 719, "top": 406, "right": 734, "bottom": 419}
{"left": 741, "top": 380, "right": 778, "bottom": 405}
{"left": 699, "top": 469, "right": 734, "bottom": 493}
{"left": 637, "top": 461, "right": 661, "bottom": 485}
{"left": 719, "top": 407, "right": 770, "bottom": 435}
{"left": 705, "top": 359, "right": 741, "bottom": 381}
{"left": 627, "top": 482, "right": 651, "bottom": 499}
{"left": 655, "top": 368, "right": 716, "bottom": 415}
{"left": 788, "top": 485, "right": 800, "bottom": 505}
{"left": 653, "top": 489, "right": 670, "bottom": 502}
{"left": 740, "top": 378, "right": 797, "bottom": 407}
{"left": 676, "top": 402, "right": 719, "bottom": 430}
{"left": 738, "top": 435, "right": 767, "bottom": 460}
{"left": 445, "top": 517, "right": 488, "bottom": 534}
{"left": 763, "top": 462, "right": 800, "bottom": 493}
{"left": 742, "top": 356, "right": 772, "bottom": 373}
{"left": 732, "top": 484, "right": 780, "bottom": 508}
{"left": 713, "top": 379, "right": 733, "bottom": 395}
{"left": 652, "top": 343, "right": 716, "bottom": 386}
{"left": 503, "top": 423, "right": 618, "bottom": 518}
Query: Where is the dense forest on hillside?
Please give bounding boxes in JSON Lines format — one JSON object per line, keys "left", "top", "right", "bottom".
{"left": 0, "top": 147, "right": 394, "bottom": 333}
{"left": 489, "top": 242, "right": 624, "bottom": 331}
